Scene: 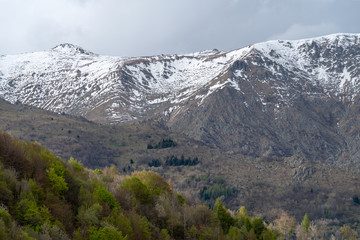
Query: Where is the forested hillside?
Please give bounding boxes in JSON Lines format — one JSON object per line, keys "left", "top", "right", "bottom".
{"left": 0, "top": 132, "right": 280, "bottom": 239}
{"left": 0, "top": 132, "right": 357, "bottom": 239}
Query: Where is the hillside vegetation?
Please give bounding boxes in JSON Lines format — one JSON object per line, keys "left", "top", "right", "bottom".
{"left": 0, "top": 132, "right": 285, "bottom": 239}
{"left": 2, "top": 98, "right": 360, "bottom": 232}
{"left": 0, "top": 133, "right": 357, "bottom": 239}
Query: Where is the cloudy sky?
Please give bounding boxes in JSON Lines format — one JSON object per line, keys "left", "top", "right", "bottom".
{"left": 1, "top": 0, "right": 359, "bottom": 57}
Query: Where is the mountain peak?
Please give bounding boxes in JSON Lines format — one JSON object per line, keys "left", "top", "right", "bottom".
{"left": 52, "top": 43, "right": 94, "bottom": 55}
{"left": 254, "top": 33, "right": 360, "bottom": 51}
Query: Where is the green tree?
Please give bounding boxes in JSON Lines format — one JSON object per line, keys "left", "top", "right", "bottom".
{"left": 78, "top": 203, "right": 103, "bottom": 226}
{"left": 129, "top": 214, "right": 151, "bottom": 240}
{"left": 247, "top": 229, "right": 257, "bottom": 240}
{"left": 340, "top": 225, "right": 357, "bottom": 240}
{"left": 16, "top": 198, "right": 43, "bottom": 228}
{"left": 46, "top": 167, "right": 68, "bottom": 196}
{"left": 89, "top": 226, "right": 127, "bottom": 240}
{"left": 228, "top": 226, "right": 241, "bottom": 240}
{"left": 261, "top": 229, "right": 276, "bottom": 240}
{"left": 238, "top": 206, "right": 248, "bottom": 218}
{"left": 132, "top": 170, "right": 171, "bottom": 196}
{"left": 160, "top": 228, "right": 171, "bottom": 240}
{"left": 213, "top": 198, "right": 235, "bottom": 234}
{"left": 0, "top": 181, "right": 13, "bottom": 206}
{"left": 0, "top": 208, "right": 11, "bottom": 229}
{"left": 301, "top": 213, "right": 310, "bottom": 232}
{"left": 0, "top": 220, "right": 5, "bottom": 240}
{"left": 237, "top": 206, "right": 250, "bottom": 229}
{"left": 94, "top": 186, "right": 117, "bottom": 209}
{"left": 104, "top": 208, "right": 133, "bottom": 237}
{"left": 68, "top": 157, "right": 83, "bottom": 172}
{"left": 120, "top": 177, "right": 152, "bottom": 204}
{"left": 252, "top": 217, "right": 265, "bottom": 237}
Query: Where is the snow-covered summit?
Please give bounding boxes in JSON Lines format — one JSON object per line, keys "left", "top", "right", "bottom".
{"left": 250, "top": 33, "right": 360, "bottom": 100}
{"left": 52, "top": 43, "right": 94, "bottom": 55}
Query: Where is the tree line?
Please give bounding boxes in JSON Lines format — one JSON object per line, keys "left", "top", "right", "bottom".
{"left": 147, "top": 138, "right": 177, "bottom": 149}
{"left": 148, "top": 155, "right": 200, "bottom": 167}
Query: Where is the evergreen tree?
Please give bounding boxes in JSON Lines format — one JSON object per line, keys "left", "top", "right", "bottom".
{"left": 213, "top": 198, "right": 235, "bottom": 234}
{"left": 301, "top": 213, "right": 310, "bottom": 232}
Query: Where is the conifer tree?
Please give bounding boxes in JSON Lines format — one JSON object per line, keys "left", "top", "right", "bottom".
{"left": 301, "top": 213, "right": 310, "bottom": 232}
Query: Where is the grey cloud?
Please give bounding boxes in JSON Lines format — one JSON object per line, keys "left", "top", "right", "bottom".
{"left": 268, "top": 23, "right": 340, "bottom": 41}
{"left": 0, "top": 0, "right": 359, "bottom": 56}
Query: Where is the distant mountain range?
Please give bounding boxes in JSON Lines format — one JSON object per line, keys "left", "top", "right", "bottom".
{"left": 1, "top": 33, "right": 360, "bottom": 163}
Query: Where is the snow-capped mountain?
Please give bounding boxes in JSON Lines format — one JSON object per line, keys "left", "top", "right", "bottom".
{"left": 0, "top": 42, "right": 244, "bottom": 123}
{"left": 1, "top": 34, "right": 360, "bottom": 161}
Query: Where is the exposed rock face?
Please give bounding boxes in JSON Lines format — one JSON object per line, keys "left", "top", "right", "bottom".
{"left": 172, "top": 86, "right": 350, "bottom": 159}
{"left": 0, "top": 34, "right": 359, "bottom": 163}
{"left": 169, "top": 34, "right": 360, "bottom": 163}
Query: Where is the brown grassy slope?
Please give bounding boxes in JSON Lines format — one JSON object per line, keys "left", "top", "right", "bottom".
{"left": 1, "top": 98, "right": 360, "bottom": 227}
{"left": 0, "top": 98, "right": 206, "bottom": 167}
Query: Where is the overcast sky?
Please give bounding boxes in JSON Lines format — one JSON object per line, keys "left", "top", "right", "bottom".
{"left": 1, "top": 0, "right": 360, "bottom": 57}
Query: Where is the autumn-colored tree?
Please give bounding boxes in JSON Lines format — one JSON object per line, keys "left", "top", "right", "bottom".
{"left": 273, "top": 211, "right": 297, "bottom": 239}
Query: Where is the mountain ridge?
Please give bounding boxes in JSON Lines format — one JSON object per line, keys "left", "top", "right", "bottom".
{"left": 1, "top": 33, "right": 360, "bottom": 161}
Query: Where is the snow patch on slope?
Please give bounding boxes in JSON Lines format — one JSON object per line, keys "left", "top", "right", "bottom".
{"left": 0, "top": 33, "right": 359, "bottom": 123}
{"left": 253, "top": 33, "right": 360, "bottom": 99}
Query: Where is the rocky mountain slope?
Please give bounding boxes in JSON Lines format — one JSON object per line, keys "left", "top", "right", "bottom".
{"left": 2, "top": 97, "right": 360, "bottom": 226}
{"left": 1, "top": 34, "right": 360, "bottom": 162}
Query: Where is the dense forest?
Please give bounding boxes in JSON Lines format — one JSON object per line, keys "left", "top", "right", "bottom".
{"left": 0, "top": 132, "right": 357, "bottom": 239}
